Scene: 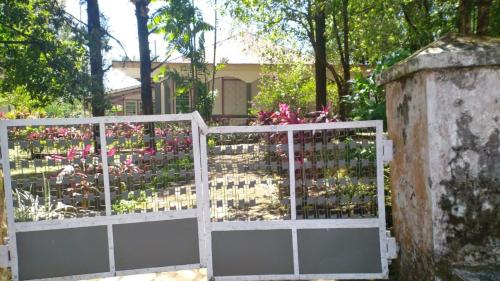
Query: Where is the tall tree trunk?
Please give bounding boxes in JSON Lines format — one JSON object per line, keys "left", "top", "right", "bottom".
{"left": 87, "top": 0, "right": 105, "bottom": 153}
{"left": 339, "top": 0, "right": 350, "bottom": 119}
{"left": 134, "top": 0, "right": 155, "bottom": 148}
{"left": 314, "top": 11, "right": 327, "bottom": 111}
{"left": 458, "top": 0, "right": 473, "bottom": 34}
{"left": 87, "top": 0, "right": 105, "bottom": 117}
{"left": 134, "top": 0, "right": 153, "bottom": 115}
{"left": 477, "top": 0, "right": 493, "bottom": 35}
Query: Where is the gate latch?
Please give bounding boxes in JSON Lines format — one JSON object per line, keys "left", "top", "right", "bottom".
{"left": 0, "top": 245, "right": 9, "bottom": 267}
{"left": 386, "top": 231, "right": 397, "bottom": 259}
{"left": 383, "top": 139, "right": 393, "bottom": 163}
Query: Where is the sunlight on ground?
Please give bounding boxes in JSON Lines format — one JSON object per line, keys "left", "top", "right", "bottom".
{"left": 80, "top": 269, "right": 337, "bottom": 281}
{"left": 82, "top": 269, "right": 207, "bottom": 281}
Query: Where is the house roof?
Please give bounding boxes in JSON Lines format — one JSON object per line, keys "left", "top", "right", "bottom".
{"left": 107, "top": 84, "right": 141, "bottom": 96}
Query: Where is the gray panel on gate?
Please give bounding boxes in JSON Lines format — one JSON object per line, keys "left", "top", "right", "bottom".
{"left": 212, "top": 229, "right": 294, "bottom": 276}
{"left": 298, "top": 228, "right": 382, "bottom": 274}
{"left": 113, "top": 218, "right": 199, "bottom": 270}
{"left": 17, "top": 226, "right": 109, "bottom": 280}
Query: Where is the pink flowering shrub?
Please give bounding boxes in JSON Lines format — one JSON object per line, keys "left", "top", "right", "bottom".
{"left": 255, "top": 103, "right": 336, "bottom": 125}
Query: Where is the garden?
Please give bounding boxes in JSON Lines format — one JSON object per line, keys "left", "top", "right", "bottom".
{"left": 5, "top": 104, "right": 379, "bottom": 223}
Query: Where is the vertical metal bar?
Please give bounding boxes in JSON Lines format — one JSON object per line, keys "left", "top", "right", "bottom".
{"left": 0, "top": 124, "right": 19, "bottom": 281}
{"left": 287, "top": 130, "right": 299, "bottom": 277}
{"left": 287, "top": 130, "right": 297, "bottom": 220}
{"left": 375, "top": 121, "right": 389, "bottom": 276}
{"left": 191, "top": 118, "right": 206, "bottom": 266}
{"left": 98, "top": 122, "right": 116, "bottom": 275}
{"left": 99, "top": 122, "right": 112, "bottom": 217}
{"left": 199, "top": 132, "right": 213, "bottom": 279}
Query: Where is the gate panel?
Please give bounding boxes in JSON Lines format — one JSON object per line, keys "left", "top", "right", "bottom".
{"left": 297, "top": 228, "right": 381, "bottom": 274}
{"left": 17, "top": 226, "right": 109, "bottom": 280}
{"left": 211, "top": 229, "right": 294, "bottom": 276}
{"left": 0, "top": 114, "right": 206, "bottom": 281}
{"left": 113, "top": 218, "right": 199, "bottom": 271}
{"left": 202, "top": 121, "right": 389, "bottom": 280}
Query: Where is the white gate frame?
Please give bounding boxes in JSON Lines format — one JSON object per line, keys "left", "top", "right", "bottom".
{"left": 0, "top": 113, "right": 207, "bottom": 281}
{"left": 200, "top": 120, "right": 394, "bottom": 280}
{"left": 0, "top": 112, "right": 395, "bottom": 281}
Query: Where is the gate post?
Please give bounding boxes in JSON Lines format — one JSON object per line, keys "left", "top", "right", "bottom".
{"left": 377, "top": 34, "right": 500, "bottom": 280}
{"left": 0, "top": 169, "right": 11, "bottom": 279}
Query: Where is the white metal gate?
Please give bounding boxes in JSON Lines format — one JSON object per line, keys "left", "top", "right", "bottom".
{"left": 201, "top": 120, "right": 395, "bottom": 280}
{"left": 0, "top": 113, "right": 207, "bottom": 281}
{"left": 0, "top": 112, "right": 395, "bottom": 281}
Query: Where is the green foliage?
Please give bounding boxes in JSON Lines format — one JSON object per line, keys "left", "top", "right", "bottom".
{"left": 344, "top": 50, "right": 411, "bottom": 126}
{"left": 151, "top": 0, "right": 214, "bottom": 118}
{"left": 0, "top": 0, "right": 90, "bottom": 107}
{"left": 490, "top": 0, "right": 500, "bottom": 37}
{"left": 194, "top": 80, "right": 214, "bottom": 118}
{"left": 345, "top": 0, "right": 408, "bottom": 63}
{"left": 252, "top": 62, "right": 316, "bottom": 114}
{"left": 251, "top": 46, "right": 337, "bottom": 114}
{"left": 43, "top": 100, "right": 84, "bottom": 118}
{"left": 151, "top": 0, "right": 212, "bottom": 66}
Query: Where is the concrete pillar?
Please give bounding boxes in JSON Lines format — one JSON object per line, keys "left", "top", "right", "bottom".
{"left": 377, "top": 35, "right": 500, "bottom": 280}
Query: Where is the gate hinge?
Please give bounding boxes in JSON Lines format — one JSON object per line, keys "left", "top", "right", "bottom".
{"left": 0, "top": 245, "right": 9, "bottom": 267}
{"left": 382, "top": 139, "right": 393, "bottom": 163}
{"left": 386, "top": 231, "right": 397, "bottom": 260}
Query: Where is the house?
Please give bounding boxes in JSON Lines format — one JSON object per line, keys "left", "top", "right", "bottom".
{"left": 109, "top": 35, "right": 265, "bottom": 124}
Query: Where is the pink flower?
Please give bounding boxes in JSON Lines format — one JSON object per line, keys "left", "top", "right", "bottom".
{"left": 279, "top": 103, "right": 290, "bottom": 115}
{"left": 67, "top": 147, "right": 77, "bottom": 161}
{"left": 47, "top": 154, "right": 64, "bottom": 160}
{"left": 107, "top": 147, "right": 116, "bottom": 157}
{"left": 58, "top": 127, "right": 69, "bottom": 137}
{"left": 82, "top": 144, "right": 92, "bottom": 158}
{"left": 125, "top": 158, "right": 132, "bottom": 165}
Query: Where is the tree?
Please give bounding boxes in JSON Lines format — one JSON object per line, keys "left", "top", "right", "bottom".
{"left": 225, "top": 0, "right": 332, "bottom": 111}
{"left": 224, "top": 0, "right": 374, "bottom": 118}
{"left": 252, "top": 52, "right": 318, "bottom": 114}
{"left": 458, "top": 0, "right": 494, "bottom": 35}
{"left": 0, "top": 0, "right": 90, "bottom": 107}
{"left": 87, "top": 0, "right": 107, "bottom": 117}
{"left": 397, "top": 0, "right": 498, "bottom": 48}
{"left": 327, "top": 0, "right": 350, "bottom": 118}
{"left": 152, "top": 0, "right": 213, "bottom": 118}
{"left": 132, "top": 0, "right": 154, "bottom": 116}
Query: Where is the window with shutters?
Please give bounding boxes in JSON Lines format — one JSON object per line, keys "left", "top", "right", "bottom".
{"left": 124, "top": 100, "right": 137, "bottom": 115}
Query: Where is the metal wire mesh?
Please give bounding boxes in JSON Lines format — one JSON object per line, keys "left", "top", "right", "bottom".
{"left": 6, "top": 120, "right": 196, "bottom": 221}
{"left": 105, "top": 121, "right": 195, "bottom": 214}
{"left": 207, "top": 132, "right": 291, "bottom": 222}
{"left": 293, "top": 127, "right": 378, "bottom": 219}
{"left": 7, "top": 124, "right": 105, "bottom": 221}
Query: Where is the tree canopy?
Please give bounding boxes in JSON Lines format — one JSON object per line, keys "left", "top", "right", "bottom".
{"left": 0, "top": 0, "right": 90, "bottom": 107}
{"left": 224, "top": 0, "right": 500, "bottom": 117}
{"left": 151, "top": 0, "right": 214, "bottom": 117}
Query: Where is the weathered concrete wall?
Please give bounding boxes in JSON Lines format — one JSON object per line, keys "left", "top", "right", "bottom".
{"left": 427, "top": 67, "right": 500, "bottom": 268}
{"left": 380, "top": 35, "right": 500, "bottom": 281}
{"left": 386, "top": 71, "right": 435, "bottom": 280}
